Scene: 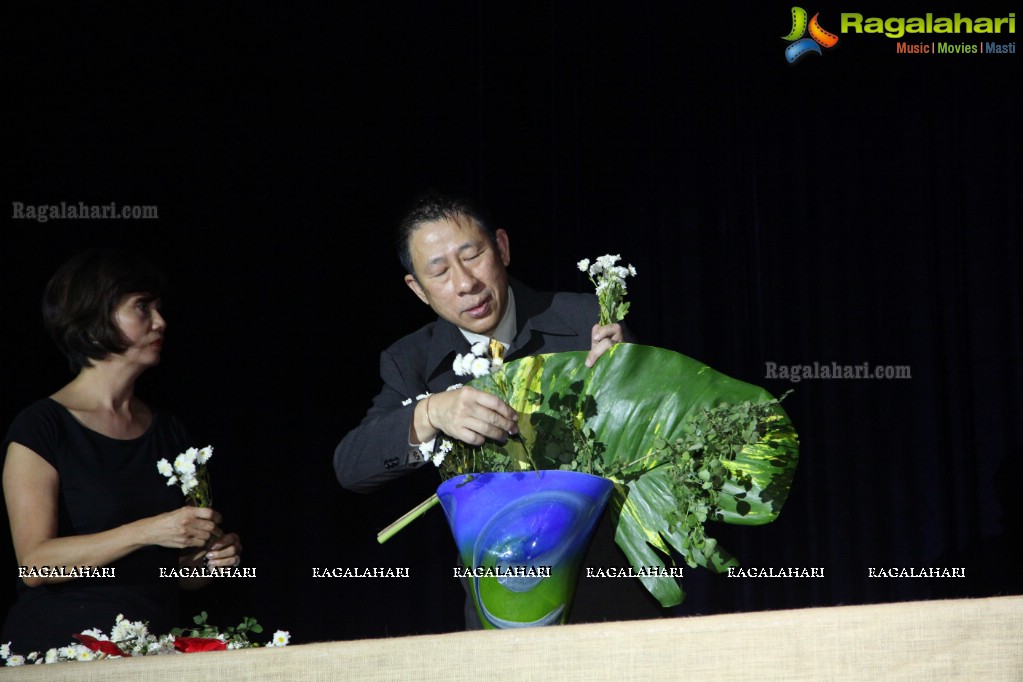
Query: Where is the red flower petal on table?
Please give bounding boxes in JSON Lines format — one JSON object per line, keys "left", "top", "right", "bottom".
{"left": 174, "top": 636, "right": 228, "bottom": 653}
{"left": 73, "top": 633, "right": 130, "bottom": 657}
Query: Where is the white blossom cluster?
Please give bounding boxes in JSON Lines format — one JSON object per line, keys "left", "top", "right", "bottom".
{"left": 577, "top": 254, "right": 637, "bottom": 293}
{"left": 454, "top": 340, "right": 501, "bottom": 377}
{"left": 406, "top": 340, "right": 505, "bottom": 468}
{"left": 156, "top": 446, "right": 212, "bottom": 500}
{"left": 577, "top": 254, "right": 637, "bottom": 325}
{"left": 1, "top": 615, "right": 176, "bottom": 666}
{"left": 1, "top": 616, "right": 290, "bottom": 666}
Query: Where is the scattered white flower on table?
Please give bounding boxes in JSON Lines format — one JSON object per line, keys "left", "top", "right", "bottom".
{"left": 268, "top": 630, "right": 290, "bottom": 647}
{"left": 5, "top": 654, "right": 25, "bottom": 666}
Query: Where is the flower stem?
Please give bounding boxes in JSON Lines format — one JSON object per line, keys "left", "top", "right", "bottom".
{"left": 376, "top": 494, "right": 440, "bottom": 544}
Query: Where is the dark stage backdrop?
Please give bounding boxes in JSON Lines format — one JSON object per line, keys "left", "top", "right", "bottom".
{"left": 2, "top": 2, "right": 1019, "bottom": 644}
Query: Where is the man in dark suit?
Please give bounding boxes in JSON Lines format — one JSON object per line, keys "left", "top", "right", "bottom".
{"left": 334, "top": 193, "right": 664, "bottom": 626}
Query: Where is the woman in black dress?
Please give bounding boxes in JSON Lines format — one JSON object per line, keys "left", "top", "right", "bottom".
{"left": 1, "top": 249, "right": 243, "bottom": 653}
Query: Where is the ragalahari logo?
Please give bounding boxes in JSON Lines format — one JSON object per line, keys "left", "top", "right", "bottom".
{"left": 783, "top": 7, "right": 839, "bottom": 63}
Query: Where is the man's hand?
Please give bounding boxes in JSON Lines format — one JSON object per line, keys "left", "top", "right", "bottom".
{"left": 413, "top": 386, "right": 518, "bottom": 445}
{"left": 585, "top": 322, "right": 624, "bottom": 367}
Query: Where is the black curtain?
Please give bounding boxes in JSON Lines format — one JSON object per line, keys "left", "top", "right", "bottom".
{"left": 2, "top": 2, "right": 1019, "bottom": 643}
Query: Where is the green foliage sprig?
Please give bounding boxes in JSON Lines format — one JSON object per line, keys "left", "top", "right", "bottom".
{"left": 171, "top": 611, "right": 264, "bottom": 648}
{"left": 655, "top": 392, "right": 791, "bottom": 567}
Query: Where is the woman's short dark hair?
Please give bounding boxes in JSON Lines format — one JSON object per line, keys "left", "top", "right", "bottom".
{"left": 43, "top": 248, "right": 167, "bottom": 372}
{"left": 396, "top": 191, "right": 496, "bottom": 279}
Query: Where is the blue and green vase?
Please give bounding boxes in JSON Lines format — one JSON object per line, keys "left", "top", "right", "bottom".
{"left": 437, "top": 470, "right": 613, "bottom": 629}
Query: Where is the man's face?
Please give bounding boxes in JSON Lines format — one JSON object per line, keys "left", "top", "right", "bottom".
{"left": 404, "top": 215, "right": 511, "bottom": 336}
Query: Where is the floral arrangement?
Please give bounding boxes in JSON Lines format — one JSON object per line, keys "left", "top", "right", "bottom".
{"left": 379, "top": 254, "right": 799, "bottom": 607}
{"left": 577, "top": 254, "right": 636, "bottom": 325}
{"left": 157, "top": 445, "right": 213, "bottom": 507}
{"left": 1, "top": 613, "right": 288, "bottom": 667}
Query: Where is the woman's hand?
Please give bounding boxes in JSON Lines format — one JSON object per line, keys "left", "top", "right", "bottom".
{"left": 203, "top": 532, "right": 243, "bottom": 568}
{"left": 142, "top": 506, "right": 223, "bottom": 549}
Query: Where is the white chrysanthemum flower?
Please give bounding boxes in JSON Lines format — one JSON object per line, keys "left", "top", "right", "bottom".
{"left": 453, "top": 353, "right": 470, "bottom": 376}
{"left": 156, "top": 458, "right": 173, "bottom": 477}
{"left": 174, "top": 453, "right": 197, "bottom": 476}
{"left": 166, "top": 475, "right": 178, "bottom": 487}
{"left": 615, "top": 266, "right": 629, "bottom": 278}
{"left": 5, "top": 654, "right": 25, "bottom": 666}
{"left": 431, "top": 450, "right": 445, "bottom": 467}
{"left": 470, "top": 341, "right": 487, "bottom": 356}
{"left": 418, "top": 439, "right": 436, "bottom": 460}
{"left": 112, "top": 616, "right": 147, "bottom": 644}
{"left": 0, "top": 642, "right": 10, "bottom": 658}
{"left": 470, "top": 357, "right": 491, "bottom": 377}
{"left": 182, "top": 476, "right": 198, "bottom": 493}
{"left": 401, "top": 398, "right": 412, "bottom": 406}
{"left": 171, "top": 456, "right": 193, "bottom": 478}
{"left": 490, "top": 356, "right": 503, "bottom": 369}
{"left": 75, "top": 648, "right": 95, "bottom": 662}
{"left": 44, "top": 649, "right": 58, "bottom": 664}
{"left": 227, "top": 641, "right": 245, "bottom": 650}
{"left": 596, "top": 254, "right": 620, "bottom": 268}
{"left": 628, "top": 264, "right": 637, "bottom": 276}
{"left": 80, "top": 628, "right": 107, "bottom": 640}
{"left": 27, "top": 652, "right": 38, "bottom": 662}
{"left": 197, "top": 446, "right": 213, "bottom": 465}
{"left": 577, "top": 258, "right": 590, "bottom": 272}
{"left": 271, "top": 630, "right": 290, "bottom": 647}
{"left": 58, "top": 646, "right": 76, "bottom": 659}
{"left": 445, "top": 383, "right": 463, "bottom": 391}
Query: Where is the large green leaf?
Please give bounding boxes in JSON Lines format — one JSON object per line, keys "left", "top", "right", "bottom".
{"left": 470, "top": 343, "right": 799, "bottom": 607}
